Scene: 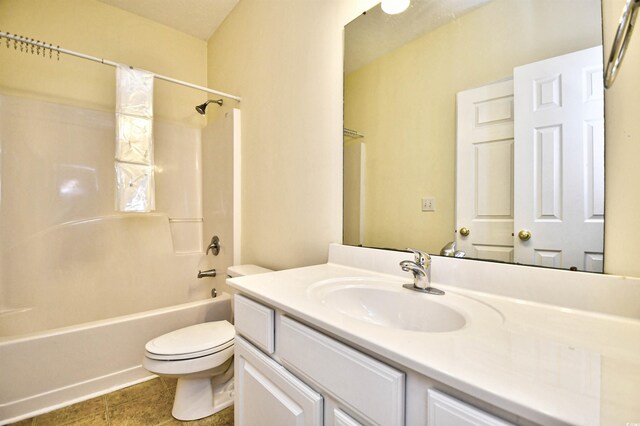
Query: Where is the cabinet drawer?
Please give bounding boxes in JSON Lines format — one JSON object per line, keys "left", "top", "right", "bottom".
{"left": 234, "top": 294, "right": 275, "bottom": 354}
{"left": 427, "top": 389, "right": 515, "bottom": 426}
{"left": 278, "top": 315, "right": 405, "bottom": 426}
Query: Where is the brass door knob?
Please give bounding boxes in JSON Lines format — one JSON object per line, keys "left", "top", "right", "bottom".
{"left": 518, "top": 230, "right": 532, "bottom": 241}
{"left": 459, "top": 227, "right": 470, "bottom": 237}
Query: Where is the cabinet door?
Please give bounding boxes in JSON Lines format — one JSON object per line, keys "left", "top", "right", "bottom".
{"left": 235, "top": 336, "right": 323, "bottom": 426}
{"left": 278, "top": 315, "right": 405, "bottom": 426}
{"left": 331, "top": 407, "right": 364, "bottom": 426}
{"left": 428, "top": 389, "right": 514, "bottom": 426}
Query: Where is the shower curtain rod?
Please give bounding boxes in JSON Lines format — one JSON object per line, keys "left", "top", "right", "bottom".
{"left": 0, "top": 31, "right": 242, "bottom": 102}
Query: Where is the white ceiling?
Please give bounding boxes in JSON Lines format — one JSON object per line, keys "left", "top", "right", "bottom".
{"left": 96, "top": 0, "right": 491, "bottom": 67}
{"left": 96, "top": 0, "right": 239, "bottom": 41}
{"left": 345, "top": 0, "right": 492, "bottom": 73}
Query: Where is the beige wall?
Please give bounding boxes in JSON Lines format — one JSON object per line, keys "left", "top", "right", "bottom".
{"left": 345, "top": 0, "right": 602, "bottom": 254}
{"left": 206, "top": 0, "right": 640, "bottom": 277}
{"left": 603, "top": 0, "right": 640, "bottom": 277}
{"left": 0, "top": 0, "right": 217, "bottom": 332}
{"left": 0, "top": 0, "right": 207, "bottom": 125}
{"left": 3, "top": 0, "right": 638, "bottom": 278}
{"left": 206, "top": 0, "right": 377, "bottom": 270}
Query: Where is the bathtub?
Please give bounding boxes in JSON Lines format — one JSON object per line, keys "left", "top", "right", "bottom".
{"left": 0, "top": 294, "right": 231, "bottom": 425}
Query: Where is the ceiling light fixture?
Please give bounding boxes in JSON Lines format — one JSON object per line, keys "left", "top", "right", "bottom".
{"left": 381, "top": 0, "right": 410, "bottom": 15}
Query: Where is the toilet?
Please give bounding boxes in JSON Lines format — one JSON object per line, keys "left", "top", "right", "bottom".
{"left": 142, "top": 264, "right": 272, "bottom": 421}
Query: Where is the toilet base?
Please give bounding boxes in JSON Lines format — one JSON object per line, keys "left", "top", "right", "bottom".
{"left": 172, "top": 375, "right": 234, "bottom": 421}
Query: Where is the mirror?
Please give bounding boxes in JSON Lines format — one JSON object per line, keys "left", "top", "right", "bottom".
{"left": 343, "top": 0, "right": 605, "bottom": 272}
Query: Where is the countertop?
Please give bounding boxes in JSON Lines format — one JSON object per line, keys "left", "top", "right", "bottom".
{"left": 227, "top": 262, "right": 640, "bottom": 426}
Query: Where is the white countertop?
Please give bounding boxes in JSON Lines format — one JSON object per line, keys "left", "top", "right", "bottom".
{"left": 227, "top": 250, "right": 640, "bottom": 426}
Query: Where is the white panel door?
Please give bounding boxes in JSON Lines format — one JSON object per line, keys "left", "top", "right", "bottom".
{"left": 235, "top": 336, "right": 323, "bottom": 426}
{"left": 456, "top": 80, "right": 515, "bottom": 262}
{"left": 513, "top": 46, "right": 604, "bottom": 272}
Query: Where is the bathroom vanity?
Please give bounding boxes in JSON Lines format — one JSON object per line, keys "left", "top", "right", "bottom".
{"left": 227, "top": 244, "right": 640, "bottom": 426}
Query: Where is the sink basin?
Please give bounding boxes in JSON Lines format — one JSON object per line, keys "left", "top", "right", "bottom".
{"left": 308, "top": 277, "right": 468, "bottom": 333}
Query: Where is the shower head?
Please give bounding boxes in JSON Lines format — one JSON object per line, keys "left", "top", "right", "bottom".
{"left": 195, "top": 99, "right": 223, "bottom": 115}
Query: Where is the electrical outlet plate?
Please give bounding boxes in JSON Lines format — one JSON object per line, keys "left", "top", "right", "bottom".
{"left": 422, "top": 197, "right": 435, "bottom": 212}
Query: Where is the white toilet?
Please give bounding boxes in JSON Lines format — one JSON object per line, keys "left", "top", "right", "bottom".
{"left": 142, "top": 264, "right": 271, "bottom": 421}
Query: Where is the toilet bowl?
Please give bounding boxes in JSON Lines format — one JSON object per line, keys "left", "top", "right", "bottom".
{"left": 142, "top": 264, "right": 272, "bottom": 421}
{"left": 143, "top": 320, "right": 235, "bottom": 421}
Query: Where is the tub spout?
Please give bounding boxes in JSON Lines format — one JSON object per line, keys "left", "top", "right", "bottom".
{"left": 197, "top": 268, "right": 217, "bottom": 278}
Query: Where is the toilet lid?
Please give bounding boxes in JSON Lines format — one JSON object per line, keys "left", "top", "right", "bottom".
{"left": 145, "top": 320, "right": 235, "bottom": 360}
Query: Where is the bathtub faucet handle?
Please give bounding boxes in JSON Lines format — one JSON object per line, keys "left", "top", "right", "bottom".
{"left": 206, "top": 235, "right": 220, "bottom": 256}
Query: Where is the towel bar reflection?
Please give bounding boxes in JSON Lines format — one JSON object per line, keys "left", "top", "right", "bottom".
{"left": 604, "top": 0, "right": 640, "bottom": 88}
{"left": 343, "top": 128, "right": 364, "bottom": 139}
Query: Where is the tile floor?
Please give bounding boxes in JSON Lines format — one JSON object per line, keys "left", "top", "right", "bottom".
{"left": 9, "top": 378, "right": 234, "bottom": 426}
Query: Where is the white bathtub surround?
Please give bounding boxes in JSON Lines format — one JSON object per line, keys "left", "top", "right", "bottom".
{"left": 155, "top": 120, "right": 204, "bottom": 255}
{"left": 0, "top": 295, "right": 232, "bottom": 425}
{"left": 115, "top": 65, "right": 155, "bottom": 212}
{"left": 0, "top": 95, "right": 240, "bottom": 424}
{"left": 0, "top": 95, "right": 219, "bottom": 337}
{"left": 227, "top": 244, "right": 640, "bottom": 425}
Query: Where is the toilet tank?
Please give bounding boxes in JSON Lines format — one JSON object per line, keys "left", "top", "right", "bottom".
{"left": 227, "top": 264, "right": 272, "bottom": 278}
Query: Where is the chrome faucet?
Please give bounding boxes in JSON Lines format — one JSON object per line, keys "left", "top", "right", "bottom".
{"left": 439, "top": 241, "right": 466, "bottom": 258}
{"left": 197, "top": 268, "right": 217, "bottom": 278}
{"left": 400, "top": 248, "right": 444, "bottom": 295}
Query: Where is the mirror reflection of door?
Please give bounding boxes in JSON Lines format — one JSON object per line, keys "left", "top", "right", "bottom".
{"left": 514, "top": 46, "right": 604, "bottom": 272}
{"left": 456, "top": 46, "right": 604, "bottom": 272}
{"left": 456, "top": 80, "right": 515, "bottom": 262}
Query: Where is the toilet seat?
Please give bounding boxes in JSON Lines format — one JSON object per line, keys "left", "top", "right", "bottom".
{"left": 145, "top": 321, "right": 235, "bottom": 361}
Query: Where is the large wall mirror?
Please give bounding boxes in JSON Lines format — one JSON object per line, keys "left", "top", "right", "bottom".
{"left": 343, "top": 0, "right": 605, "bottom": 272}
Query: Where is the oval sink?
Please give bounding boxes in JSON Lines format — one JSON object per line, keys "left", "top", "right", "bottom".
{"left": 309, "top": 278, "right": 470, "bottom": 333}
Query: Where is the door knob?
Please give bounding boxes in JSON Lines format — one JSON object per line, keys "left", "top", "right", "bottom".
{"left": 459, "top": 227, "right": 470, "bottom": 237}
{"left": 518, "top": 230, "right": 532, "bottom": 241}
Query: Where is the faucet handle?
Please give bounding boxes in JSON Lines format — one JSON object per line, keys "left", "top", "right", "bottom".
{"left": 206, "top": 235, "right": 220, "bottom": 256}
{"left": 407, "top": 248, "right": 430, "bottom": 266}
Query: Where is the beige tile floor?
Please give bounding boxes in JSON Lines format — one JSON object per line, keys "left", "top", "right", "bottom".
{"left": 10, "top": 378, "right": 234, "bottom": 426}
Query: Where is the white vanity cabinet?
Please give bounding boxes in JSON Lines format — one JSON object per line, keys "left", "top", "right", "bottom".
{"left": 233, "top": 294, "right": 404, "bottom": 426}
{"left": 233, "top": 294, "right": 517, "bottom": 426}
